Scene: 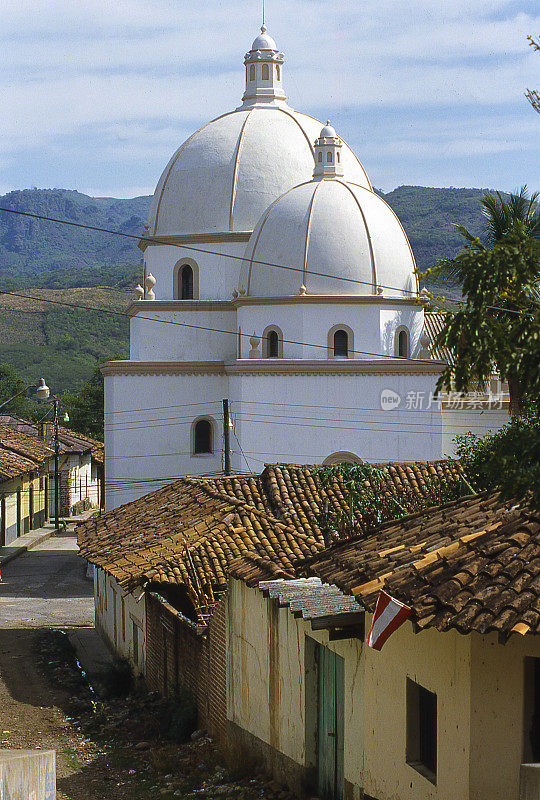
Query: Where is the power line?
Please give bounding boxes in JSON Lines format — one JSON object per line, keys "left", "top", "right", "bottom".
{"left": 0, "top": 204, "right": 418, "bottom": 296}
{"left": 0, "top": 286, "right": 438, "bottom": 364}
{"left": 0, "top": 204, "right": 534, "bottom": 318}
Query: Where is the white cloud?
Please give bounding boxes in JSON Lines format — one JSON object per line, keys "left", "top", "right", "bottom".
{"left": 1, "top": 0, "right": 538, "bottom": 194}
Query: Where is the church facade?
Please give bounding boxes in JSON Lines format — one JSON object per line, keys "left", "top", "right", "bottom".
{"left": 103, "top": 26, "right": 508, "bottom": 509}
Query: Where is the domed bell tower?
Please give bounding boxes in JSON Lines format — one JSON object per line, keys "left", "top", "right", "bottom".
{"left": 241, "top": 25, "right": 287, "bottom": 107}
{"left": 313, "top": 122, "right": 344, "bottom": 179}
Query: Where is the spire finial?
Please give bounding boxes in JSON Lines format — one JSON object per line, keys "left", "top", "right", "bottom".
{"left": 262, "top": 0, "right": 265, "bottom": 27}
{"left": 326, "top": 119, "right": 330, "bottom": 126}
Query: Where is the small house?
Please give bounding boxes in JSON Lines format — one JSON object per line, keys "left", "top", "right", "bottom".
{"left": 227, "top": 492, "right": 540, "bottom": 800}
{"left": 0, "top": 425, "right": 51, "bottom": 544}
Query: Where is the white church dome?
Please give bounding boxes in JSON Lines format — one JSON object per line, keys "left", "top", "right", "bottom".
{"left": 251, "top": 24, "right": 277, "bottom": 51}
{"left": 240, "top": 127, "right": 417, "bottom": 298}
{"left": 147, "top": 28, "right": 371, "bottom": 237}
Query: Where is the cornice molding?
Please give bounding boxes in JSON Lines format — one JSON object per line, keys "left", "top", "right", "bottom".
{"left": 138, "top": 231, "right": 252, "bottom": 251}
{"left": 101, "top": 358, "right": 446, "bottom": 378}
{"left": 125, "top": 295, "right": 423, "bottom": 316}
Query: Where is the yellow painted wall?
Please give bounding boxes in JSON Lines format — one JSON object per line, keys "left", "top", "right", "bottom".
{"left": 227, "top": 579, "right": 365, "bottom": 792}
{"left": 228, "top": 580, "right": 540, "bottom": 800}
{"left": 469, "top": 631, "right": 540, "bottom": 800}
{"left": 1, "top": 469, "right": 47, "bottom": 544}
{"left": 362, "top": 618, "right": 472, "bottom": 800}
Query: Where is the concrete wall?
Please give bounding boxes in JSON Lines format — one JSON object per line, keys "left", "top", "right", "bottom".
{"left": 227, "top": 579, "right": 540, "bottom": 800}
{"left": 0, "top": 749, "right": 55, "bottom": 799}
{"left": 94, "top": 568, "right": 145, "bottom": 675}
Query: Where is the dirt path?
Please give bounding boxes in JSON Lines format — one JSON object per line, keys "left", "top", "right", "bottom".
{"left": 0, "top": 629, "right": 108, "bottom": 800}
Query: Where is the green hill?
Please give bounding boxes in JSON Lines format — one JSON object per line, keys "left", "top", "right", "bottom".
{"left": 0, "top": 185, "right": 490, "bottom": 279}
{"left": 0, "top": 184, "right": 493, "bottom": 392}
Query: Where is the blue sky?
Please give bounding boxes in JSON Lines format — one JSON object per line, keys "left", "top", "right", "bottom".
{"left": 2, "top": 0, "right": 539, "bottom": 197}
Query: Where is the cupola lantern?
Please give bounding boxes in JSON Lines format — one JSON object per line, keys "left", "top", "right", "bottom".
{"left": 240, "top": 25, "right": 287, "bottom": 108}
{"left": 313, "top": 122, "right": 344, "bottom": 179}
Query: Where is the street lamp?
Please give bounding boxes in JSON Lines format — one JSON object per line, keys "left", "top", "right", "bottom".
{"left": 35, "top": 380, "right": 61, "bottom": 532}
{"left": 0, "top": 378, "right": 62, "bottom": 532}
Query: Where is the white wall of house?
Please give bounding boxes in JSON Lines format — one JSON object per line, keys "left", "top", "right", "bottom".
{"left": 48, "top": 452, "right": 101, "bottom": 516}
{"left": 94, "top": 567, "right": 146, "bottom": 675}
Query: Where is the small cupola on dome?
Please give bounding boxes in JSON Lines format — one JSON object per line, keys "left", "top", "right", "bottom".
{"left": 240, "top": 25, "right": 287, "bottom": 108}
{"left": 313, "top": 121, "right": 344, "bottom": 179}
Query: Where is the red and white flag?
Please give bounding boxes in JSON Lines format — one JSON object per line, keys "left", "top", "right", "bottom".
{"left": 367, "top": 590, "right": 412, "bottom": 650}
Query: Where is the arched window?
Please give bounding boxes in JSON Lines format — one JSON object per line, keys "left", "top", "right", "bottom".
{"left": 276, "top": 64, "right": 280, "bottom": 80}
{"left": 174, "top": 259, "right": 198, "bottom": 300}
{"left": 395, "top": 327, "right": 410, "bottom": 358}
{"left": 334, "top": 329, "right": 348, "bottom": 357}
{"left": 328, "top": 325, "right": 354, "bottom": 359}
{"left": 336, "top": 152, "right": 340, "bottom": 163}
{"left": 318, "top": 152, "right": 323, "bottom": 162}
{"left": 193, "top": 419, "right": 213, "bottom": 454}
{"left": 327, "top": 151, "right": 333, "bottom": 163}
{"left": 262, "top": 63, "right": 269, "bottom": 80}
{"left": 180, "top": 265, "right": 193, "bottom": 299}
{"left": 250, "top": 64, "right": 255, "bottom": 81}
{"left": 262, "top": 326, "right": 283, "bottom": 358}
{"left": 268, "top": 331, "right": 279, "bottom": 357}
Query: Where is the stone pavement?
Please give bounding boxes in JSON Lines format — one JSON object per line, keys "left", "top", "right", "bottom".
{"left": 0, "top": 527, "right": 95, "bottom": 629}
{"left": 0, "top": 510, "right": 97, "bottom": 569}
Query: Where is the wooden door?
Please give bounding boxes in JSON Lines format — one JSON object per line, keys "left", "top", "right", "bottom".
{"left": 317, "top": 644, "right": 345, "bottom": 800}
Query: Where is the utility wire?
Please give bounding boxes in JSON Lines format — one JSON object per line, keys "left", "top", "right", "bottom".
{"left": 0, "top": 204, "right": 533, "bottom": 317}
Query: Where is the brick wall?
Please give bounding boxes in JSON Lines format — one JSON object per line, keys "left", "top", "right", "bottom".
{"left": 145, "top": 593, "right": 227, "bottom": 743}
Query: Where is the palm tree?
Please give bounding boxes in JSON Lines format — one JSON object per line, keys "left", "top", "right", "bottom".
{"left": 425, "top": 187, "right": 539, "bottom": 415}
{"left": 455, "top": 185, "right": 540, "bottom": 249}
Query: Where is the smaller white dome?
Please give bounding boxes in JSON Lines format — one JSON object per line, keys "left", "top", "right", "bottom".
{"left": 240, "top": 179, "right": 417, "bottom": 298}
{"left": 319, "top": 121, "right": 337, "bottom": 138}
{"left": 251, "top": 25, "right": 277, "bottom": 51}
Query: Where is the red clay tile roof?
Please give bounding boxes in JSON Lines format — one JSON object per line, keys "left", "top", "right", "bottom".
{"left": 0, "top": 448, "right": 44, "bottom": 482}
{"left": 303, "top": 493, "right": 540, "bottom": 638}
{"left": 78, "top": 460, "right": 466, "bottom": 621}
{"left": 0, "top": 423, "right": 53, "bottom": 465}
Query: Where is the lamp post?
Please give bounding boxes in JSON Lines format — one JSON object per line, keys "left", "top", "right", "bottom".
{"left": 35, "top": 380, "right": 60, "bottom": 532}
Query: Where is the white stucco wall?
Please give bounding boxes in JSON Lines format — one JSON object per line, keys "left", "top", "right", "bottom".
{"left": 94, "top": 568, "right": 146, "bottom": 675}
{"left": 143, "top": 241, "right": 248, "bottom": 301}
{"left": 104, "top": 371, "right": 227, "bottom": 508}
{"left": 441, "top": 407, "right": 510, "bottom": 457}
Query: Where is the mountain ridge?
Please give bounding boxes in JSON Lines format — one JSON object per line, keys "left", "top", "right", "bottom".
{"left": 0, "top": 185, "right": 489, "bottom": 279}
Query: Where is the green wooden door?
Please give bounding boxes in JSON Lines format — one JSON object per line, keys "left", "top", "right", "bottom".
{"left": 317, "top": 644, "right": 345, "bottom": 800}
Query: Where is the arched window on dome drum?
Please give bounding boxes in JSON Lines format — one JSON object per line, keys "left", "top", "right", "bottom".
{"left": 318, "top": 152, "right": 323, "bottom": 162}
{"left": 262, "top": 326, "right": 283, "bottom": 358}
{"left": 398, "top": 329, "right": 410, "bottom": 358}
{"left": 276, "top": 64, "right": 280, "bottom": 80}
{"left": 262, "top": 63, "right": 269, "bottom": 80}
{"left": 194, "top": 419, "right": 213, "bottom": 454}
{"left": 179, "top": 265, "right": 194, "bottom": 299}
{"left": 250, "top": 64, "right": 255, "bottom": 81}
{"left": 337, "top": 152, "right": 340, "bottom": 163}
{"left": 334, "top": 329, "right": 348, "bottom": 357}
{"left": 327, "top": 151, "right": 333, "bottom": 163}
{"left": 268, "top": 331, "right": 279, "bottom": 357}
